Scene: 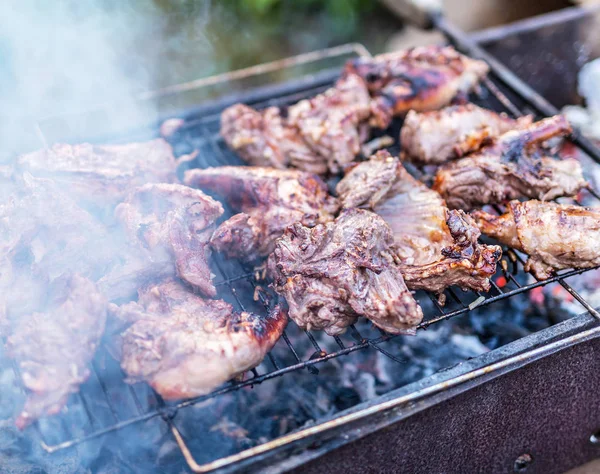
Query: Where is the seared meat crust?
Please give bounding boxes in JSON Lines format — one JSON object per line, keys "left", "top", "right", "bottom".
{"left": 472, "top": 200, "right": 600, "bottom": 279}
{"left": 114, "top": 183, "right": 223, "bottom": 297}
{"left": 220, "top": 73, "right": 388, "bottom": 174}
{"left": 109, "top": 279, "right": 286, "bottom": 400}
{"left": 345, "top": 46, "right": 489, "bottom": 115}
{"left": 269, "top": 208, "right": 423, "bottom": 335}
{"left": 336, "top": 151, "right": 501, "bottom": 293}
{"left": 184, "top": 166, "right": 338, "bottom": 262}
{"left": 433, "top": 115, "right": 586, "bottom": 210}
{"left": 401, "top": 104, "right": 532, "bottom": 164}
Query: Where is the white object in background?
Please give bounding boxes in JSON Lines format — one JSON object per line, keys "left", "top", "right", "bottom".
{"left": 563, "top": 57, "right": 600, "bottom": 141}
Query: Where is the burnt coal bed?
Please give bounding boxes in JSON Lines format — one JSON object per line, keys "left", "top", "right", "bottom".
{"left": 2, "top": 71, "right": 600, "bottom": 473}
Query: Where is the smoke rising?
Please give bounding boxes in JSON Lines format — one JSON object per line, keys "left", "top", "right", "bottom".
{"left": 0, "top": 0, "right": 217, "bottom": 155}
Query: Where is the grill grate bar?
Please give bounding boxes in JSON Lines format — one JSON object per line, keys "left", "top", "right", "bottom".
{"left": 91, "top": 361, "right": 119, "bottom": 422}
{"left": 558, "top": 280, "right": 600, "bottom": 320}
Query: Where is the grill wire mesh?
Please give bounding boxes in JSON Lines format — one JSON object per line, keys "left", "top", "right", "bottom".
{"left": 4, "top": 54, "right": 600, "bottom": 471}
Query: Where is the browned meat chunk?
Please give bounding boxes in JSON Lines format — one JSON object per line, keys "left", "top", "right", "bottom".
{"left": 17, "top": 139, "right": 177, "bottom": 208}
{"left": 2, "top": 274, "right": 107, "bottom": 429}
{"left": 345, "top": 46, "right": 489, "bottom": 115}
{"left": 220, "top": 74, "right": 391, "bottom": 175}
{"left": 401, "top": 104, "right": 532, "bottom": 164}
{"left": 109, "top": 279, "right": 286, "bottom": 400}
{"left": 220, "top": 104, "right": 324, "bottom": 173}
{"left": 472, "top": 200, "right": 600, "bottom": 279}
{"left": 432, "top": 115, "right": 587, "bottom": 210}
{"left": 336, "top": 151, "right": 501, "bottom": 293}
{"left": 286, "top": 73, "right": 391, "bottom": 173}
{"left": 114, "top": 183, "right": 223, "bottom": 297}
{"left": 269, "top": 208, "right": 423, "bottom": 335}
{"left": 184, "top": 166, "right": 338, "bottom": 262}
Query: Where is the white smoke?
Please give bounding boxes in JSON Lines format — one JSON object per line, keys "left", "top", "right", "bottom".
{"left": 0, "top": 0, "right": 214, "bottom": 156}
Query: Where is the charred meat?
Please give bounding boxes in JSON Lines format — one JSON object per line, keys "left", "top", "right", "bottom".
{"left": 269, "top": 208, "right": 423, "bottom": 335}
{"left": 432, "top": 115, "right": 587, "bottom": 210}
{"left": 2, "top": 275, "right": 107, "bottom": 429}
{"left": 336, "top": 151, "right": 501, "bottom": 293}
{"left": 114, "top": 183, "right": 223, "bottom": 297}
{"left": 109, "top": 279, "right": 286, "bottom": 400}
{"left": 17, "top": 139, "right": 178, "bottom": 209}
{"left": 345, "top": 46, "right": 489, "bottom": 115}
{"left": 472, "top": 200, "right": 600, "bottom": 279}
{"left": 184, "top": 166, "right": 338, "bottom": 262}
{"left": 220, "top": 73, "right": 391, "bottom": 175}
{"left": 401, "top": 104, "right": 532, "bottom": 164}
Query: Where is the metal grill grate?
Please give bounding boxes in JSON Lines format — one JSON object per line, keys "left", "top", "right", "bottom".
{"left": 5, "top": 42, "right": 600, "bottom": 473}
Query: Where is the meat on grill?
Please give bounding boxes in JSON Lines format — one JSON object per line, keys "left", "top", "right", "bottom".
{"left": 472, "top": 200, "right": 600, "bottom": 279}
{"left": 220, "top": 104, "right": 324, "bottom": 173}
{"left": 336, "top": 151, "right": 502, "bottom": 293}
{"left": 220, "top": 73, "right": 391, "bottom": 175}
{"left": 184, "top": 166, "right": 338, "bottom": 262}
{"left": 345, "top": 45, "right": 489, "bottom": 116}
{"left": 2, "top": 274, "right": 107, "bottom": 429}
{"left": 114, "top": 183, "right": 224, "bottom": 297}
{"left": 0, "top": 173, "right": 111, "bottom": 315}
{"left": 432, "top": 115, "right": 587, "bottom": 210}
{"left": 400, "top": 104, "right": 533, "bottom": 164}
{"left": 109, "top": 279, "right": 286, "bottom": 400}
{"left": 269, "top": 208, "right": 423, "bottom": 335}
{"left": 17, "top": 139, "right": 178, "bottom": 209}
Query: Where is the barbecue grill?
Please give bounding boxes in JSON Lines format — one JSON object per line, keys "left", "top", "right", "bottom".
{"left": 6, "top": 5, "right": 600, "bottom": 474}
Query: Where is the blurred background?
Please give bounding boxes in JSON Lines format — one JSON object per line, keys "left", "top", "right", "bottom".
{"left": 0, "top": 0, "right": 590, "bottom": 155}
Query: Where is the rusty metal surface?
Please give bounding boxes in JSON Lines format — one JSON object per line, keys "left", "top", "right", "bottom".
{"left": 472, "top": 5, "right": 600, "bottom": 109}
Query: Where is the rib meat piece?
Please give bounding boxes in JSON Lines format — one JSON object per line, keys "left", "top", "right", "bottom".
{"left": 401, "top": 104, "right": 533, "bottom": 164}
{"left": 432, "top": 115, "right": 587, "bottom": 210}
{"left": 472, "top": 200, "right": 600, "bottom": 279}
{"left": 109, "top": 279, "right": 286, "bottom": 399}
{"left": 220, "top": 73, "right": 391, "bottom": 175}
{"left": 345, "top": 46, "right": 489, "bottom": 115}
{"left": 184, "top": 166, "right": 338, "bottom": 262}
{"left": 114, "top": 183, "right": 223, "bottom": 297}
{"left": 17, "top": 139, "right": 177, "bottom": 209}
{"left": 2, "top": 274, "right": 107, "bottom": 429}
{"left": 336, "top": 151, "right": 502, "bottom": 293}
{"left": 269, "top": 208, "right": 423, "bottom": 335}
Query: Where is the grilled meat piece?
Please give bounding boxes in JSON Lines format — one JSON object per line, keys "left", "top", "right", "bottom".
{"left": 432, "top": 115, "right": 587, "bottom": 210}
{"left": 220, "top": 104, "right": 325, "bottom": 173}
{"left": 472, "top": 200, "right": 600, "bottom": 279}
{"left": 184, "top": 166, "right": 338, "bottom": 262}
{"left": 114, "top": 183, "right": 223, "bottom": 297}
{"left": 286, "top": 73, "right": 391, "bottom": 173}
{"left": 345, "top": 46, "right": 489, "bottom": 115}
{"left": 220, "top": 73, "right": 391, "bottom": 175}
{"left": 336, "top": 151, "right": 501, "bottom": 293}
{"left": 17, "top": 139, "right": 177, "bottom": 209}
{"left": 269, "top": 208, "right": 423, "bottom": 335}
{"left": 2, "top": 274, "right": 107, "bottom": 429}
{"left": 109, "top": 279, "right": 286, "bottom": 400}
{"left": 401, "top": 104, "right": 533, "bottom": 164}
